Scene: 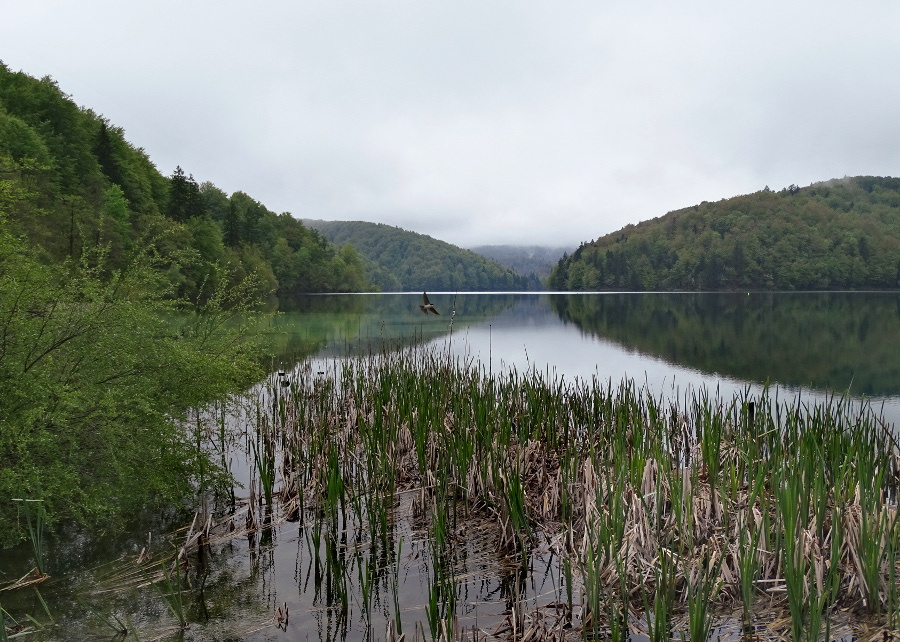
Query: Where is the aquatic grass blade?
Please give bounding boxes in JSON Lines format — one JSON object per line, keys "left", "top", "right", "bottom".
{"left": 157, "top": 563, "right": 188, "bottom": 629}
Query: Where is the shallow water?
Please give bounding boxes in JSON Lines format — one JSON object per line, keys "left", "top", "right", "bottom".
{"left": 3, "top": 291, "right": 898, "bottom": 640}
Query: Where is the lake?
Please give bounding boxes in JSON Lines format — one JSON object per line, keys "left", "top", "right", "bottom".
{"left": 3, "top": 291, "right": 899, "bottom": 641}
{"left": 270, "top": 291, "right": 900, "bottom": 426}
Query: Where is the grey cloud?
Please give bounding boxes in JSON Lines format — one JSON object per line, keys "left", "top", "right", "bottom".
{"left": 2, "top": 1, "right": 899, "bottom": 247}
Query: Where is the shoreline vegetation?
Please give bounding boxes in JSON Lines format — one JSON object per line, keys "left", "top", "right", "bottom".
{"left": 7, "top": 344, "right": 895, "bottom": 640}
{"left": 2, "top": 58, "right": 900, "bottom": 640}
{"left": 0, "top": 220, "right": 265, "bottom": 549}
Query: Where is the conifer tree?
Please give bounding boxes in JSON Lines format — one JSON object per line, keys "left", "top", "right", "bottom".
{"left": 224, "top": 198, "right": 241, "bottom": 247}
{"left": 95, "top": 121, "right": 122, "bottom": 187}
{"left": 166, "top": 166, "right": 204, "bottom": 221}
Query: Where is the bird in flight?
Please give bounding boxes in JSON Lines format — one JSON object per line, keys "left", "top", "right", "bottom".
{"left": 419, "top": 292, "right": 439, "bottom": 314}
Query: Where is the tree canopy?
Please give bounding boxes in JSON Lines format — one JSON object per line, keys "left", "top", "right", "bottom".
{"left": 0, "top": 61, "right": 379, "bottom": 544}
{"left": 304, "top": 219, "right": 533, "bottom": 291}
{"left": 0, "top": 62, "right": 375, "bottom": 309}
{"left": 548, "top": 179, "right": 900, "bottom": 291}
{"left": 0, "top": 205, "right": 266, "bottom": 546}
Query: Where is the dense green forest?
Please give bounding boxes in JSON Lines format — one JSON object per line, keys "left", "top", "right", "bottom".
{"left": 549, "top": 178, "right": 900, "bottom": 291}
{"left": 0, "top": 62, "right": 374, "bottom": 309}
{"left": 0, "top": 62, "right": 378, "bottom": 546}
{"left": 305, "top": 219, "right": 537, "bottom": 291}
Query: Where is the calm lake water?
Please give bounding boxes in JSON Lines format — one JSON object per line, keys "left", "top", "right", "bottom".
{"left": 271, "top": 291, "right": 900, "bottom": 426}
{"left": 4, "top": 291, "right": 899, "bottom": 641}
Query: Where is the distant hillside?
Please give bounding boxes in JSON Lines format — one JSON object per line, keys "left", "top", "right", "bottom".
{"left": 304, "top": 220, "right": 532, "bottom": 291}
{"left": 549, "top": 177, "right": 900, "bottom": 291}
{"left": 0, "top": 63, "right": 373, "bottom": 309}
{"left": 469, "top": 245, "right": 569, "bottom": 286}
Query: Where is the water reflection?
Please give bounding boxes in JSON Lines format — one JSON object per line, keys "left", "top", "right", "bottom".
{"left": 259, "top": 292, "right": 522, "bottom": 362}
{"left": 546, "top": 292, "right": 900, "bottom": 397}
{"left": 259, "top": 292, "right": 899, "bottom": 427}
{"left": 5, "top": 291, "right": 899, "bottom": 641}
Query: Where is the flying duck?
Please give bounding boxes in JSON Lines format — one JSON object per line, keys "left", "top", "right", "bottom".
{"left": 419, "top": 292, "right": 439, "bottom": 314}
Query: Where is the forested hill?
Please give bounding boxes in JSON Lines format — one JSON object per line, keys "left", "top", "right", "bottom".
{"left": 0, "top": 63, "right": 374, "bottom": 308}
{"left": 548, "top": 178, "right": 900, "bottom": 291}
{"left": 469, "top": 244, "right": 570, "bottom": 285}
{"left": 303, "top": 219, "right": 535, "bottom": 291}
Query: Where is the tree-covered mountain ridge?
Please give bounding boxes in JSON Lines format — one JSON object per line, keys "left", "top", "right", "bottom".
{"left": 0, "top": 62, "right": 374, "bottom": 309}
{"left": 549, "top": 177, "right": 900, "bottom": 291}
{"left": 469, "top": 244, "right": 570, "bottom": 284}
{"left": 303, "top": 219, "right": 539, "bottom": 291}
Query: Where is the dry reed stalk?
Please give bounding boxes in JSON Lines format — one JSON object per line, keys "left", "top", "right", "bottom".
{"left": 0, "top": 568, "right": 48, "bottom": 592}
{"left": 171, "top": 347, "right": 900, "bottom": 640}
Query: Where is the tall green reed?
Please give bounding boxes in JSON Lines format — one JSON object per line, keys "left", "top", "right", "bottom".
{"left": 775, "top": 451, "right": 811, "bottom": 641}
{"left": 682, "top": 544, "right": 723, "bottom": 642}
{"left": 640, "top": 549, "right": 676, "bottom": 642}
{"left": 157, "top": 561, "right": 188, "bottom": 629}
{"left": 236, "top": 341, "right": 900, "bottom": 639}
{"left": 853, "top": 424, "right": 892, "bottom": 614}
{"left": 13, "top": 499, "right": 47, "bottom": 576}
{"left": 736, "top": 465, "right": 767, "bottom": 632}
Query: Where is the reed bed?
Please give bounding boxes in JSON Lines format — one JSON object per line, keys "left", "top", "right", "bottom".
{"left": 4, "top": 341, "right": 895, "bottom": 641}
{"left": 218, "top": 342, "right": 900, "bottom": 641}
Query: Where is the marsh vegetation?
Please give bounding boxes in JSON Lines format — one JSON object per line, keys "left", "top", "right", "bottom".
{"left": 3, "top": 294, "right": 899, "bottom": 641}
{"left": 223, "top": 346, "right": 899, "bottom": 640}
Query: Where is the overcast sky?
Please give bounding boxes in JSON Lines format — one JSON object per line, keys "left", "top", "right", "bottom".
{"left": 3, "top": 1, "right": 899, "bottom": 249}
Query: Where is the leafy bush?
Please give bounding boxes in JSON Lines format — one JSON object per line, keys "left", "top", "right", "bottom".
{"left": 0, "top": 215, "right": 263, "bottom": 547}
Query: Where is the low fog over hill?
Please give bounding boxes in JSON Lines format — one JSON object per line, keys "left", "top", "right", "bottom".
{"left": 469, "top": 245, "right": 571, "bottom": 286}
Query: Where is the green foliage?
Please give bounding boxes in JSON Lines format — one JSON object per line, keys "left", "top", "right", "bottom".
{"left": 305, "top": 219, "right": 533, "bottom": 291}
{"left": 0, "top": 213, "right": 264, "bottom": 548}
{"left": 0, "top": 62, "right": 375, "bottom": 308}
{"left": 548, "top": 178, "right": 900, "bottom": 291}
{"left": 165, "top": 166, "right": 203, "bottom": 222}
{"left": 0, "top": 111, "right": 51, "bottom": 164}
{"left": 102, "top": 183, "right": 129, "bottom": 224}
